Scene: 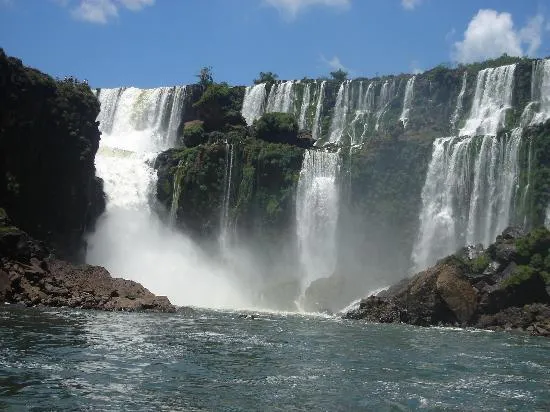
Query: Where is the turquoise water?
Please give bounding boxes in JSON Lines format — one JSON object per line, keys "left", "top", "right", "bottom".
{"left": 0, "top": 305, "right": 549, "bottom": 411}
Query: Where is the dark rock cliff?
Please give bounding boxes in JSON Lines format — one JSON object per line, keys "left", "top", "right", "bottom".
{"left": 0, "top": 49, "right": 105, "bottom": 262}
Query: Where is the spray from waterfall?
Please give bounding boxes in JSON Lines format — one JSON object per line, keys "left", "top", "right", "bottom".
{"left": 296, "top": 150, "right": 340, "bottom": 294}
{"left": 88, "top": 86, "right": 251, "bottom": 308}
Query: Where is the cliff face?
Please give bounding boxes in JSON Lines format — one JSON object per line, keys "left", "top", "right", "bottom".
{"left": 155, "top": 134, "right": 304, "bottom": 255}
{"left": 0, "top": 49, "right": 105, "bottom": 262}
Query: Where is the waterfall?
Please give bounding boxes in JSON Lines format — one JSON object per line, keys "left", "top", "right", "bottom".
{"left": 312, "top": 81, "right": 327, "bottom": 141}
{"left": 95, "top": 88, "right": 124, "bottom": 135}
{"left": 399, "top": 76, "right": 415, "bottom": 128}
{"left": 459, "top": 64, "right": 516, "bottom": 137}
{"left": 219, "top": 142, "right": 235, "bottom": 253}
{"left": 530, "top": 59, "right": 550, "bottom": 125}
{"left": 166, "top": 86, "right": 187, "bottom": 145}
{"left": 464, "top": 130, "right": 523, "bottom": 247}
{"left": 348, "top": 81, "right": 376, "bottom": 146}
{"left": 327, "top": 81, "right": 350, "bottom": 144}
{"left": 450, "top": 72, "right": 467, "bottom": 131}
{"left": 375, "top": 79, "right": 395, "bottom": 130}
{"left": 266, "top": 81, "right": 295, "bottom": 113}
{"left": 296, "top": 150, "right": 340, "bottom": 292}
{"left": 413, "top": 64, "right": 520, "bottom": 271}
{"left": 298, "top": 83, "right": 312, "bottom": 130}
{"left": 546, "top": 206, "right": 550, "bottom": 229}
{"left": 88, "top": 86, "right": 248, "bottom": 308}
{"left": 241, "top": 83, "right": 267, "bottom": 126}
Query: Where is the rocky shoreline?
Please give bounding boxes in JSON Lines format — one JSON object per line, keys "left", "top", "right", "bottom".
{"left": 344, "top": 227, "right": 550, "bottom": 337}
{"left": 0, "top": 211, "right": 174, "bottom": 313}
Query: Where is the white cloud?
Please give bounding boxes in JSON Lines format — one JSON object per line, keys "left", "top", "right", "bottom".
{"left": 520, "top": 14, "right": 544, "bottom": 56}
{"left": 321, "top": 55, "right": 349, "bottom": 72}
{"left": 453, "top": 9, "right": 545, "bottom": 63}
{"left": 410, "top": 60, "right": 422, "bottom": 74}
{"left": 264, "top": 0, "right": 350, "bottom": 20}
{"left": 401, "top": 0, "right": 422, "bottom": 11}
{"left": 445, "top": 28, "right": 456, "bottom": 43}
{"left": 64, "top": 0, "right": 154, "bottom": 24}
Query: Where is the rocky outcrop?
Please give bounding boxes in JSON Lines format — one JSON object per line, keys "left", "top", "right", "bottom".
{"left": 0, "top": 211, "right": 174, "bottom": 312}
{"left": 0, "top": 49, "right": 105, "bottom": 262}
{"left": 345, "top": 227, "right": 550, "bottom": 337}
{"left": 155, "top": 134, "right": 304, "bottom": 243}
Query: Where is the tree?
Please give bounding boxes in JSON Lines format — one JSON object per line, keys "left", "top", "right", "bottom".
{"left": 254, "top": 71, "right": 279, "bottom": 84}
{"left": 330, "top": 69, "right": 348, "bottom": 82}
{"left": 196, "top": 66, "right": 213, "bottom": 89}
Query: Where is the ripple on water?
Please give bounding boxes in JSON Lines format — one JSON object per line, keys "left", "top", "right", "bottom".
{"left": 0, "top": 306, "right": 549, "bottom": 411}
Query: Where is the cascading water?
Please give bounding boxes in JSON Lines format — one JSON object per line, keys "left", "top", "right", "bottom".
{"left": 347, "top": 81, "right": 377, "bottom": 146}
{"left": 241, "top": 83, "right": 267, "bottom": 125}
{"left": 530, "top": 59, "right": 550, "bottom": 125}
{"left": 459, "top": 65, "right": 516, "bottom": 137}
{"left": 450, "top": 72, "right": 467, "bottom": 131}
{"left": 265, "top": 81, "right": 295, "bottom": 113}
{"left": 399, "top": 76, "right": 415, "bottom": 128}
{"left": 327, "top": 81, "right": 350, "bottom": 144}
{"left": 296, "top": 150, "right": 340, "bottom": 293}
{"left": 88, "top": 86, "right": 249, "bottom": 308}
{"left": 412, "top": 61, "right": 550, "bottom": 271}
{"left": 375, "top": 79, "right": 396, "bottom": 131}
{"left": 312, "top": 81, "right": 326, "bottom": 141}
{"left": 298, "top": 83, "right": 312, "bottom": 130}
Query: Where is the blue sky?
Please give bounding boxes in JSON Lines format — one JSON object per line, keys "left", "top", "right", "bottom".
{"left": 1, "top": 0, "right": 549, "bottom": 88}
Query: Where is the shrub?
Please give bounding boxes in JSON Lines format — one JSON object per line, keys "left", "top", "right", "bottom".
{"left": 182, "top": 120, "right": 206, "bottom": 147}
{"left": 254, "top": 112, "right": 298, "bottom": 145}
{"left": 330, "top": 69, "right": 348, "bottom": 82}
{"left": 254, "top": 72, "right": 279, "bottom": 84}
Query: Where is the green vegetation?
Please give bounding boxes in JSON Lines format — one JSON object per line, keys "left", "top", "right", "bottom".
{"left": 155, "top": 130, "right": 304, "bottom": 242}
{"left": 457, "top": 53, "right": 525, "bottom": 73}
{"left": 182, "top": 120, "right": 206, "bottom": 147}
{"left": 192, "top": 82, "right": 245, "bottom": 131}
{"left": 254, "top": 112, "right": 298, "bottom": 144}
{"left": 196, "top": 66, "right": 214, "bottom": 89}
{"left": 254, "top": 71, "right": 279, "bottom": 84}
{"left": 330, "top": 69, "right": 348, "bottom": 82}
{"left": 509, "top": 227, "right": 550, "bottom": 286}
{"left": 470, "top": 253, "right": 491, "bottom": 274}
{"left": 501, "top": 265, "right": 537, "bottom": 288}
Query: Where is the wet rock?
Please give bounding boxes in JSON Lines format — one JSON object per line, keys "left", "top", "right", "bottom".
{"left": 344, "top": 227, "right": 550, "bottom": 336}
{"left": 0, "top": 217, "right": 175, "bottom": 313}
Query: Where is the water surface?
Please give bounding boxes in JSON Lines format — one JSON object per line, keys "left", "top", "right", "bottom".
{"left": 1, "top": 305, "right": 549, "bottom": 411}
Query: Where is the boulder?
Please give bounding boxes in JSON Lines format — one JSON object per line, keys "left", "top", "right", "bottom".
{"left": 0, "top": 214, "right": 175, "bottom": 312}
